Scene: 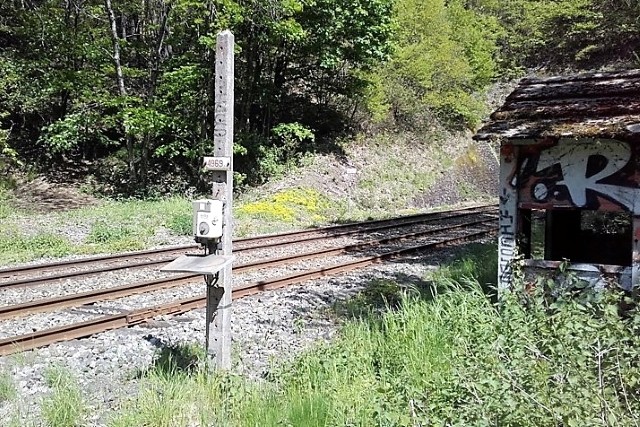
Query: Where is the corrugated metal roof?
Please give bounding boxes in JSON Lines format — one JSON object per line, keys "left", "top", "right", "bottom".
{"left": 474, "top": 69, "right": 640, "bottom": 141}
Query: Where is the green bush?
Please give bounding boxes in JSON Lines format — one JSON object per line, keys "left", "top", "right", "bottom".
{"left": 259, "top": 123, "right": 315, "bottom": 182}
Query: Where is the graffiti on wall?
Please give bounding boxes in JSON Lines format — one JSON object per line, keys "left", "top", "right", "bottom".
{"left": 498, "top": 146, "right": 519, "bottom": 291}
{"left": 499, "top": 192, "right": 516, "bottom": 290}
{"left": 519, "top": 139, "right": 640, "bottom": 214}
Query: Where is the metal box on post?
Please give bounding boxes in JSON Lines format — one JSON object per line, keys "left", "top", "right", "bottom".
{"left": 192, "top": 199, "right": 224, "bottom": 242}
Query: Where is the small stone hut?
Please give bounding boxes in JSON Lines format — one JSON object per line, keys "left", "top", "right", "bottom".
{"left": 475, "top": 70, "right": 640, "bottom": 291}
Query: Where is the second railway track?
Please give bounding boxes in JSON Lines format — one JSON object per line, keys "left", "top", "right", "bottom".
{"left": 0, "top": 204, "right": 495, "bottom": 288}
{"left": 0, "top": 215, "right": 495, "bottom": 321}
{"left": 0, "top": 205, "right": 497, "bottom": 356}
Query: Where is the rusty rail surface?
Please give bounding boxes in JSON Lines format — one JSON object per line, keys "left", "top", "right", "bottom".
{"left": 0, "top": 205, "right": 496, "bottom": 288}
{"left": 0, "top": 224, "right": 495, "bottom": 356}
{"left": 0, "top": 216, "right": 495, "bottom": 321}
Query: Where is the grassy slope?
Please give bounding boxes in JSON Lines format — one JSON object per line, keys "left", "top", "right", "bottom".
{"left": 0, "top": 194, "right": 192, "bottom": 264}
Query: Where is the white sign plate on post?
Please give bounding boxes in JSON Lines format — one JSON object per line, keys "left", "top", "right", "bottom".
{"left": 203, "top": 156, "right": 232, "bottom": 171}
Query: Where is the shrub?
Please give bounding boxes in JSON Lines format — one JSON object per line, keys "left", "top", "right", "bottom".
{"left": 257, "top": 123, "right": 315, "bottom": 182}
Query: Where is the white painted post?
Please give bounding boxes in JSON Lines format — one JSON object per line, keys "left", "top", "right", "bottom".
{"left": 498, "top": 144, "right": 519, "bottom": 294}
{"left": 206, "top": 30, "right": 234, "bottom": 369}
{"left": 632, "top": 217, "right": 640, "bottom": 290}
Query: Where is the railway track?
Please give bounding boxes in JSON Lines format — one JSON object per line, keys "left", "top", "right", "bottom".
{"left": 0, "top": 205, "right": 497, "bottom": 356}
{"left": 0, "top": 204, "right": 494, "bottom": 288}
{"left": 0, "top": 216, "right": 494, "bottom": 321}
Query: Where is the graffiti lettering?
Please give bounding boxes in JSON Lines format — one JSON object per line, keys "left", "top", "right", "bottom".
{"left": 499, "top": 153, "right": 518, "bottom": 291}
{"left": 534, "top": 139, "right": 640, "bottom": 213}
{"left": 499, "top": 206, "right": 516, "bottom": 289}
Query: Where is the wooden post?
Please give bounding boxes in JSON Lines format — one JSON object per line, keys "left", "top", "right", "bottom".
{"left": 498, "top": 144, "right": 519, "bottom": 294}
{"left": 206, "top": 30, "right": 234, "bottom": 369}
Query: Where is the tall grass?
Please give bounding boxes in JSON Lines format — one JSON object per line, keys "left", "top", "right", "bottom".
{"left": 110, "top": 243, "right": 640, "bottom": 425}
{"left": 110, "top": 284, "right": 496, "bottom": 426}
{"left": 0, "top": 369, "right": 17, "bottom": 402}
{"left": 0, "top": 186, "right": 14, "bottom": 219}
{"left": 41, "top": 366, "right": 86, "bottom": 427}
{"left": 0, "top": 196, "right": 191, "bottom": 265}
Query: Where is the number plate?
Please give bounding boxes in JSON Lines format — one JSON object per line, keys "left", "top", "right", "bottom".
{"left": 203, "top": 156, "right": 232, "bottom": 171}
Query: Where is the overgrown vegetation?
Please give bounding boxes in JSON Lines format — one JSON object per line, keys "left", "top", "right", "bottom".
{"left": 41, "top": 366, "right": 86, "bottom": 427}
{"left": 0, "top": 369, "right": 17, "bottom": 403}
{"left": 104, "top": 243, "right": 640, "bottom": 426}
{"left": 0, "top": 187, "right": 339, "bottom": 265}
{"left": 3, "top": 0, "right": 636, "bottom": 194}
{"left": 0, "top": 197, "right": 191, "bottom": 264}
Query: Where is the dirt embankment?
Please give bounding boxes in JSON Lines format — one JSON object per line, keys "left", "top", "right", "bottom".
{"left": 5, "top": 130, "right": 498, "bottom": 215}
{"left": 248, "top": 131, "right": 498, "bottom": 213}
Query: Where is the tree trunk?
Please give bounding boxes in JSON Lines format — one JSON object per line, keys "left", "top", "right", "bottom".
{"left": 140, "top": 0, "right": 172, "bottom": 188}
{"left": 104, "top": 0, "right": 136, "bottom": 184}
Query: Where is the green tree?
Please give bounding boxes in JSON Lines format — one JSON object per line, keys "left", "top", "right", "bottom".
{"left": 480, "top": 0, "right": 640, "bottom": 70}
{"left": 0, "top": 0, "right": 394, "bottom": 193}
{"left": 362, "top": 0, "right": 500, "bottom": 129}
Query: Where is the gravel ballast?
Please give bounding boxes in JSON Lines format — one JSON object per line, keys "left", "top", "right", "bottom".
{"left": 0, "top": 242, "right": 479, "bottom": 426}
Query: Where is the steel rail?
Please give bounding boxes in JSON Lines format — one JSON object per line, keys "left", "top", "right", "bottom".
{"left": 0, "top": 217, "right": 495, "bottom": 320}
{"left": 0, "top": 207, "right": 497, "bottom": 289}
{"left": 0, "top": 226, "right": 495, "bottom": 356}
{"left": 0, "top": 203, "right": 496, "bottom": 279}
{"left": 0, "top": 245, "right": 197, "bottom": 277}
